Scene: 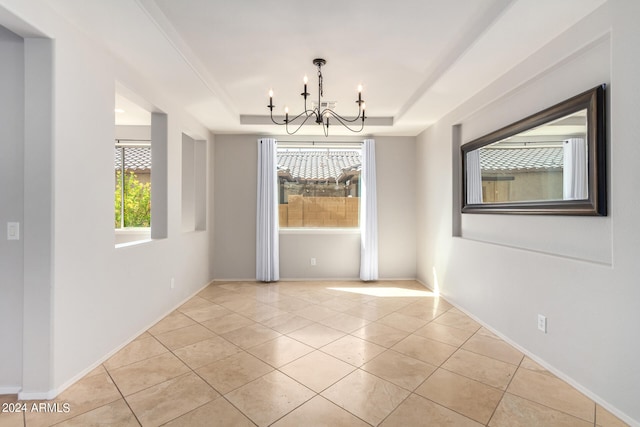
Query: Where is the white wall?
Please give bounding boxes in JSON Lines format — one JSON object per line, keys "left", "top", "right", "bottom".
{"left": 0, "top": 24, "right": 24, "bottom": 393}
{"left": 52, "top": 30, "right": 212, "bottom": 394}
{"left": 416, "top": 2, "right": 640, "bottom": 424}
{"left": 22, "top": 36, "right": 55, "bottom": 399}
{"left": 0, "top": 1, "right": 214, "bottom": 397}
{"left": 279, "top": 231, "right": 361, "bottom": 279}
{"left": 115, "top": 125, "right": 150, "bottom": 140}
{"left": 213, "top": 135, "right": 417, "bottom": 280}
{"left": 376, "top": 137, "right": 416, "bottom": 279}
{"left": 213, "top": 135, "right": 257, "bottom": 279}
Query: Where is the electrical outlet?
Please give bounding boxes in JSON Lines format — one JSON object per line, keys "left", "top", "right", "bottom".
{"left": 537, "top": 314, "right": 547, "bottom": 333}
{"left": 310, "top": 258, "right": 316, "bottom": 266}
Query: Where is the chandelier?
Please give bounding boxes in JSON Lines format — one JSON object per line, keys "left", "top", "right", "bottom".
{"left": 268, "top": 58, "right": 366, "bottom": 136}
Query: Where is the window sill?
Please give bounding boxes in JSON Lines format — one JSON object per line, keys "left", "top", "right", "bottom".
{"left": 115, "top": 238, "right": 152, "bottom": 249}
{"left": 182, "top": 228, "right": 207, "bottom": 235}
{"left": 279, "top": 228, "right": 361, "bottom": 235}
{"left": 115, "top": 228, "right": 151, "bottom": 246}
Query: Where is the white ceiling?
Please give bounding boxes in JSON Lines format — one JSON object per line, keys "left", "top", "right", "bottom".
{"left": 52, "top": 0, "right": 605, "bottom": 136}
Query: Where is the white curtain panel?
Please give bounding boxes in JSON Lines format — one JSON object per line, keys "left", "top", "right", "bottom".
{"left": 256, "top": 138, "right": 279, "bottom": 282}
{"left": 360, "top": 139, "right": 379, "bottom": 281}
{"left": 563, "top": 138, "right": 588, "bottom": 200}
{"left": 466, "top": 150, "right": 483, "bottom": 204}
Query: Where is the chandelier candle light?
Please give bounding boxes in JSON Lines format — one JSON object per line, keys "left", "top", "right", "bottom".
{"left": 268, "top": 58, "right": 366, "bottom": 136}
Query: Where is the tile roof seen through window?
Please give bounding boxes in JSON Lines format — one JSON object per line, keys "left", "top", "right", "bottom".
{"left": 277, "top": 150, "right": 361, "bottom": 182}
{"left": 480, "top": 146, "right": 563, "bottom": 172}
{"left": 114, "top": 146, "right": 152, "bottom": 171}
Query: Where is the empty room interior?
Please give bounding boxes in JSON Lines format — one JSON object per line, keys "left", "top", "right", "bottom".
{"left": 1, "top": 0, "right": 639, "bottom": 426}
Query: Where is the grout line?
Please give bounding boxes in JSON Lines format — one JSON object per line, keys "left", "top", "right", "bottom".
{"left": 263, "top": 393, "right": 318, "bottom": 427}
{"left": 156, "top": 399, "right": 218, "bottom": 427}
{"left": 31, "top": 376, "right": 134, "bottom": 427}
{"left": 379, "top": 311, "right": 503, "bottom": 425}
{"left": 217, "top": 394, "right": 259, "bottom": 427}
{"left": 103, "top": 366, "right": 143, "bottom": 427}
{"left": 181, "top": 345, "right": 261, "bottom": 425}
{"left": 484, "top": 353, "right": 525, "bottom": 425}
{"left": 499, "top": 388, "right": 597, "bottom": 425}
{"left": 486, "top": 358, "right": 599, "bottom": 425}
{"left": 376, "top": 389, "right": 413, "bottom": 426}
{"left": 168, "top": 315, "right": 262, "bottom": 427}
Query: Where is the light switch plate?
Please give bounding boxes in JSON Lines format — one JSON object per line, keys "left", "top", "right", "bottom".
{"left": 7, "top": 222, "right": 20, "bottom": 240}
{"left": 537, "top": 314, "right": 547, "bottom": 333}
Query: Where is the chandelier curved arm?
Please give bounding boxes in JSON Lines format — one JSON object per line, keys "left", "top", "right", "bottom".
{"left": 322, "top": 109, "right": 365, "bottom": 133}
{"left": 284, "top": 111, "right": 317, "bottom": 135}
{"left": 270, "top": 108, "right": 316, "bottom": 126}
{"left": 320, "top": 106, "right": 363, "bottom": 124}
{"left": 285, "top": 114, "right": 315, "bottom": 135}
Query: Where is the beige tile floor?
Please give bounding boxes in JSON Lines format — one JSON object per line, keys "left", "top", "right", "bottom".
{"left": 0, "top": 280, "right": 630, "bottom": 427}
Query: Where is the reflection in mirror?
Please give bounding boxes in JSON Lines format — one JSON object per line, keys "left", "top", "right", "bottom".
{"left": 461, "top": 85, "right": 606, "bottom": 215}
{"left": 466, "top": 110, "right": 587, "bottom": 204}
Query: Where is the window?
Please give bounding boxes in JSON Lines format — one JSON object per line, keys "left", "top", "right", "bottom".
{"left": 277, "top": 145, "right": 361, "bottom": 228}
{"left": 114, "top": 90, "right": 168, "bottom": 244}
{"left": 114, "top": 141, "right": 151, "bottom": 228}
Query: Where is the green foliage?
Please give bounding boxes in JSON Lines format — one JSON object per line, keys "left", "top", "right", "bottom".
{"left": 114, "top": 171, "right": 151, "bottom": 228}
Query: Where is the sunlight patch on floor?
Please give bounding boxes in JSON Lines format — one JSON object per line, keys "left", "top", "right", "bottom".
{"left": 432, "top": 266, "right": 440, "bottom": 296}
{"left": 327, "top": 287, "right": 435, "bottom": 298}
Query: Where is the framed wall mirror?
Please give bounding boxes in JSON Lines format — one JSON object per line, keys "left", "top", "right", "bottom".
{"left": 461, "top": 85, "right": 606, "bottom": 215}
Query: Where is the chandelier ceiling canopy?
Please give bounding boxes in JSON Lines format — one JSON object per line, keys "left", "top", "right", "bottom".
{"left": 268, "top": 58, "right": 366, "bottom": 136}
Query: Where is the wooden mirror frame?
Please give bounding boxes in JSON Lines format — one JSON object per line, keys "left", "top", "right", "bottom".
{"left": 461, "top": 85, "right": 606, "bottom": 215}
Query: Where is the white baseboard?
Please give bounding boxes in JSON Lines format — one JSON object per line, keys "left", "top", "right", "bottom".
{"left": 0, "top": 386, "right": 21, "bottom": 395}
{"left": 277, "top": 277, "right": 360, "bottom": 282}
{"left": 211, "top": 277, "right": 421, "bottom": 282}
{"left": 17, "top": 390, "right": 58, "bottom": 400}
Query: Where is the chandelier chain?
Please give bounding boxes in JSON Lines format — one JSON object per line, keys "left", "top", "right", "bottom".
{"left": 318, "top": 63, "right": 324, "bottom": 98}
